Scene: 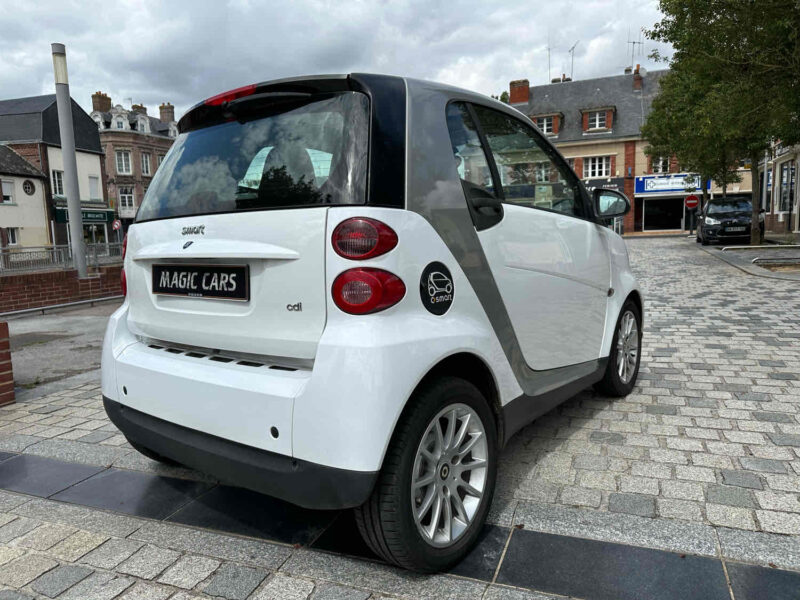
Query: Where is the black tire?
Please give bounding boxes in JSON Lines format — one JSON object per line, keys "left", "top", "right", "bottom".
{"left": 594, "top": 301, "right": 642, "bottom": 397}
{"left": 354, "top": 377, "right": 497, "bottom": 573}
{"left": 127, "top": 438, "right": 182, "bottom": 466}
{"left": 701, "top": 236, "right": 709, "bottom": 246}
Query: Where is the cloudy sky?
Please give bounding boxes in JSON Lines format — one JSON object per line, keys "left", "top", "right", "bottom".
{"left": 0, "top": 0, "right": 672, "bottom": 120}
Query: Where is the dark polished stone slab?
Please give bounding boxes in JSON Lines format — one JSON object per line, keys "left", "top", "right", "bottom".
{"left": 167, "top": 485, "right": 337, "bottom": 546}
{"left": 497, "top": 529, "right": 730, "bottom": 600}
{"left": 727, "top": 561, "right": 800, "bottom": 600}
{"left": 0, "top": 454, "right": 103, "bottom": 497}
{"left": 51, "top": 469, "right": 212, "bottom": 519}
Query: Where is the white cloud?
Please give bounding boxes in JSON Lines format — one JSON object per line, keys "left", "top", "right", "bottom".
{"left": 0, "top": 0, "right": 672, "bottom": 120}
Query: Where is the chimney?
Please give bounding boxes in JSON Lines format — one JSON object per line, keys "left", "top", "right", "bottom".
{"left": 624, "top": 66, "right": 633, "bottom": 75}
{"left": 159, "top": 102, "right": 175, "bottom": 123}
{"left": 509, "top": 80, "right": 530, "bottom": 105}
{"left": 131, "top": 103, "right": 147, "bottom": 115}
{"left": 561, "top": 73, "right": 566, "bottom": 82}
{"left": 91, "top": 91, "right": 111, "bottom": 112}
{"left": 633, "top": 64, "right": 643, "bottom": 91}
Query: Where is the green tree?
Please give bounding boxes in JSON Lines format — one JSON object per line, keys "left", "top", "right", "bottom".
{"left": 491, "top": 91, "right": 510, "bottom": 104}
{"left": 647, "top": 0, "right": 800, "bottom": 244}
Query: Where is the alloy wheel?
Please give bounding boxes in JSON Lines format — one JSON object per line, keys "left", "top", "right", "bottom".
{"left": 616, "top": 310, "right": 639, "bottom": 384}
{"left": 411, "top": 403, "right": 488, "bottom": 547}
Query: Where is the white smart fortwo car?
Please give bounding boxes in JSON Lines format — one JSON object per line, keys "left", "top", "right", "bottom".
{"left": 102, "top": 74, "right": 642, "bottom": 572}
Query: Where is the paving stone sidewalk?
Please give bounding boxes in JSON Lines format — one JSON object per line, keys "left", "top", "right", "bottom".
{"left": 0, "top": 236, "right": 797, "bottom": 599}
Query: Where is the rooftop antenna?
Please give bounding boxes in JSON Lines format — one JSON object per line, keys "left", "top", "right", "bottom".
{"left": 547, "top": 31, "right": 551, "bottom": 83}
{"left": 627, "top": 28, "right": 644, "bottom": 67}
{"left": 568, "top": 40, "right": 580, "bottom": 79}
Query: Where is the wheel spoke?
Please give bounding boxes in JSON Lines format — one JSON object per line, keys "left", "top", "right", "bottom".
{"left": 458, "top": 479, "right": 483, "bottom": 499}
{"left": 442, "top": 491, "right": 453, "bottom": 542}
{"left": 457, "top": 431, "right": 483, "bottom": 457}
{"left": 450, "top": 489, "right": 469, "bottom": 523}
{"left": 425, "top": 492, "right": 443, "bottom": 539}
{"left": 460, "top": 457, "right": 486, "bottom": 471}
{"left": 452, "top": 413, "right": 471, "bottom": 452}
{"left": 413, "top": 473, "right": 435, "bottom": 490}
{"left": 416, "top": 485, "right": 436, "bottom": 520}
{"left": 443, "top": 409, "right": 457, "bottom": 451}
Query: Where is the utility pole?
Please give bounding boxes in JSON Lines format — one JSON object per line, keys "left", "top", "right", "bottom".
{"left": 51, "top": 43, "right": 87, "bottom": 278}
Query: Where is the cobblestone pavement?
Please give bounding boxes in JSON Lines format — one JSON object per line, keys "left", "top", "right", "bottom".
{"left": 0, "top": 237, "right": 796, "bottom": 599}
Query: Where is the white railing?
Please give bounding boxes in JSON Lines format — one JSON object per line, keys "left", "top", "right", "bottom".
{"left": 0, "top": 243, "right": 123, "bottom": 274}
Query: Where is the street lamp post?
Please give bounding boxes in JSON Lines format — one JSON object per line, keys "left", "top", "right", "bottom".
{"left": 51, "top": 43, "right": 87, "bottom": 278}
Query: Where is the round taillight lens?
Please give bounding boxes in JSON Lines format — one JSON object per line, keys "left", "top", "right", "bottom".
{"left": 120, "top": 268, "right": 127, "bottom": 297}
{"left": 332, "top": 268, "right": 405, "bottom": 314}
{"left": 332, "top": 218, "right": 398, "bottom": 260}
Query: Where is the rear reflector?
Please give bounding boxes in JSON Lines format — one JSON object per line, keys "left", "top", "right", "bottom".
{"left": 120, "top": 268, "right": 127, "bottom": 297}
{"left": 332, "top": 268, "right": 405, "bottom": 314}
{"left": 204, "top": 84, "right": 258, "bottom": 106}
{"left": 332, "top": 218, "right": 398, "bottom": 260}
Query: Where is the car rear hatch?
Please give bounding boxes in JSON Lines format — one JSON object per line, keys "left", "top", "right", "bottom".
{"left": 125, "top": 79, "right": 371, "bottom": 360}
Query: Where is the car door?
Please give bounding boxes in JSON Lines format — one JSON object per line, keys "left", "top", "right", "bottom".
{"left": 448, "top": 102, "right": 610, "bottom": 370}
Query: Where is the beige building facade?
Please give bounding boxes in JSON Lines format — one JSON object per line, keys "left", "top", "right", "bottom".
{"left": 0, "top": 146, "right": 49, "bottom": 247}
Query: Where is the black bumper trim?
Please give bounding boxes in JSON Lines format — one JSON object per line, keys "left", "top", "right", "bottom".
{"left": 104, "top": 397, "right": 377, "bottom": 510}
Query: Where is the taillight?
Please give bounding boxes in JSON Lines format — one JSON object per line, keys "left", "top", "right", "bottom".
{"left": 332, "top": 218, "right": 398, "bottom": 260}
{"left": 332, "top": 268, "right": 405, "bottom": 314}
{"left": 121, "top": 234, "right": 127, "bottom": 260}
{"left": 204, "top": 84, "right": 258, "bottom": 106}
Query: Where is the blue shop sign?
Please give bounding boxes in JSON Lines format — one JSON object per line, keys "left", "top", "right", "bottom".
{"left": 634, "top": 174, "right": 711, "bottom": 195}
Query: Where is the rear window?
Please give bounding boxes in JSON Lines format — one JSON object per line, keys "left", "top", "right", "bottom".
{"left": 136, "top": 92, "right": 369, "bottom": 222}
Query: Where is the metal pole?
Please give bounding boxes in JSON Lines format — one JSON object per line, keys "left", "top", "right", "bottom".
{"left": 51, "top": 43, "right": 87, "bottom": 278}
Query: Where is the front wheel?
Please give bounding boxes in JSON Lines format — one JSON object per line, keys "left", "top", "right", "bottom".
{"left": 595, "top": 301, "right": 642, "bottom": 397}
{"left": 354, "top": 377, "right": 497, "bottom": 572}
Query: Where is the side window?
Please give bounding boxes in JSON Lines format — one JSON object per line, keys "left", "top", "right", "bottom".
{"left": 471, "top": 105, "right": 585, "bottom": 219}
{"left": 445, "top": 102, "right": 496, "bottom": 195}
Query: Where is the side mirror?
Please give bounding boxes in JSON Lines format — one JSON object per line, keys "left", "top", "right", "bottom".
{"left": 593, "top": 188, "right": 630, "bottom": 219}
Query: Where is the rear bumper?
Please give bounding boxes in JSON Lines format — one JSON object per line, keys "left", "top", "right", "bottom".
{"left": 104, "top": 397, "right": 377, "bottom": 510}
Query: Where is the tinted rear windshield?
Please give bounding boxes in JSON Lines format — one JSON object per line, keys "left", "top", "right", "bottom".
{"left": 136, "top": 91, "right": 369, "bottom": 222}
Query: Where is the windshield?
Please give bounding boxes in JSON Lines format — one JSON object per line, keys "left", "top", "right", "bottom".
{"left": 707, "top": 199, "right": 752, "bottom": 214}
{"left": 136, "top": 92, "right": 369, "bottom": 222}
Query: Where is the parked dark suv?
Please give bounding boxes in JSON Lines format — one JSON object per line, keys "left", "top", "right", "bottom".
{"left": 697, "top": 196, "right": 764, "bottom": 245}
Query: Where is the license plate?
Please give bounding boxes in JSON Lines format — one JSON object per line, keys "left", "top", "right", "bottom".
{"left": 726, "top": 226, "right": 746, "bottom": 232}
{"left": 152, "top": 264, "right": 250, "bottom": 301}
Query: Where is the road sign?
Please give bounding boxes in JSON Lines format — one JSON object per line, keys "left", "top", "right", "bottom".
{"left": 685, "top": 195, "right": 699, "bottom": 210}
{"left": 112, "top": 219, "right": 122, "bottom": 231}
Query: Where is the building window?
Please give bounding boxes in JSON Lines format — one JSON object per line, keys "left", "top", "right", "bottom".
{"left": 169, "top": 124, "right": 178, "bottom": 138}
{"left": 6, "top": 228, "right": 18, "bottom": 245}
{"left": 534, "top": 116, "right": 554, "bottom": 134}
{"left": 652, "top": 156, "right": 670, "bottom": 174}
{"left": 587, "top": 111, "right": 607, "bottom": 130}
{"left": 139, "top": 118, "right": 149, "bottom": 134}
{"left": 52, "top": 170, "right": 64, "bottom": 196}
{"left": 22, "top": 180, "right": 34, "bottom": 195}
{"left": 119, "top": 186, "right": 135, "bottom": 210}
{"left": 157, "top": 154, "right": 165, "bottom": 166}
{"left": 583, "top": 156, "right": 611, "bottom": 178}
{"left": 116, "top": 118, "right": 124, "bottom": 129}
{"left": 89, "top": 176, "right": 100, "bottom": 201}
{"left": 778, "top": 161, "right": 796, "bottom": 213}
{"left": 1, "top": 180, "right": 13, "bottom": 204}
{"left": 116, "top": 151, "right": 132, "bottom": 175}
{"left": 141, "top": 153, "right": 151, "bottom": 176}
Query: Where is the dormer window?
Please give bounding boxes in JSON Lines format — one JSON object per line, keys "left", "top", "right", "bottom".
{"left": 138, "top": 118, "right": 149, "bottom": 134}
{"left": 534, "top": 116, "right": 554, "bottom": 134}
{"left": 169, "top": 124, "right": 178, "bottom": 138}
{"left": 588, "top": 111, "right": 606, "bottom": 129}
{"left": 116, "top": 118, "right": 124, "bottom": 129}
{"left": 93, "top": 115, "right": 104, "bottom": 130}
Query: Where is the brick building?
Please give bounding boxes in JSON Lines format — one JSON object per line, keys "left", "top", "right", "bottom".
{"left": 758, "top": 142, "right": 798, "bottom": 240}
{"left": 0, "top": 94, "right": 110, "bottom": 245}
{"left": 89, "top": 92, "right": 176, "bottom": 230}
{"left": 509, "top": 67, "right": 753, "bottom": 233}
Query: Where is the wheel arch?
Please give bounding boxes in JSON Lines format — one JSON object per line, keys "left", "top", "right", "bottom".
{"left": 385, "top": 352, "right": 504, "bottom": 467}
{"left": 625, "top": 289, "right": 644, "bottom": 327}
